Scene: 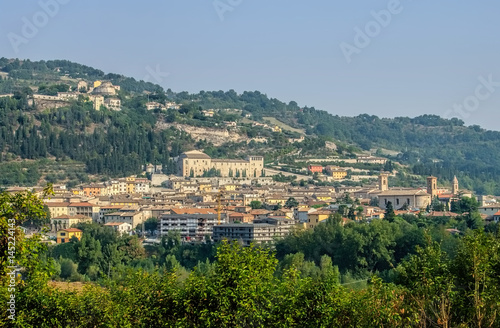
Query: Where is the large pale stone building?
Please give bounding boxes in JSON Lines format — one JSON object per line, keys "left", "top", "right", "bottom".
{"left": 178, "top": 151, "right": 264, "bottom": 178}
{"left": 376, "top": 174, "right": 433, "bottom": 210}
{"left": 376, "top": 175, "right": 460, "bottom": 210}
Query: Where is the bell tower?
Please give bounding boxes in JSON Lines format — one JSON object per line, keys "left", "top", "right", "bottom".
{"left": 427, "top": 176, "right": 438, "bottom": 198}
{"left": 379, "top": 173, "right": 389, "bottom": 191}
{"left": 452, "top": 176, "right": 459, "bottom": 195}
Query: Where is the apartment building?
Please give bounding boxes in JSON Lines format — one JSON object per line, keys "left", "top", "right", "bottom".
{"left": 159, "top": 208, "right": 226, "bottom": 241}
{"left": 212, "top": 216, "right": 295, "bottom": 246}
{"left": 68, "top": 202, "right": 100, "bottom": 222}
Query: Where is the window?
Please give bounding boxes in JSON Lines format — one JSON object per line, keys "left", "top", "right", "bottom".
{"left": 396, "top": 199, "right": 400, "bottom": 205}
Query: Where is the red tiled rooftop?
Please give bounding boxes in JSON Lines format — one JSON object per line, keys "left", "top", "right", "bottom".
{"left": 170, "top": 208, "right": 217, "bottom": 215}
{"left": 59, "top": 228, "right": 82, "bottom": 232}
{"left": 45, "top": 202, "right": 70, "bottom": 207}
{"left": 68, "top": 202, "right": 95, "bottom": 207}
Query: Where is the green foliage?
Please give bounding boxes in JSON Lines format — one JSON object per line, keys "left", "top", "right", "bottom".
{"left": 3, "top": 58, "right": 500, "bottom": 193}
{"left": 0, "top": 187, "right": 53, "bottom": 281}
{"left": 250, "top": 200, "right": 262, "bottom": 209}
{"left": 284, "top": 197, "right": 299, "bottom": 209}
{"left": 272, "top": 173, "right": 297, "bottom": 183}
{"left": 385, "top": 201, "right": 396, "bottom": 222}
{"left": 0, "top": 94, "right": 192, "bottom": 182}
{"left": 58, "top": 258, "right": 82, "bottom": 281}
{"left": 37, "top": 83, "right": 69, "bottom": 95}
{"left": 144, "top": 217, "right": 159, "bottom": 234}
{"left": 3, "top": 222, "right": 500, "bottom": 327}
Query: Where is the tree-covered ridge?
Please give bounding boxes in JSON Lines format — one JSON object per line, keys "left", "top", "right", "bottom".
{"left": 0, "top": 94, "right": 189, "bottom": 179}
{"left": 2, "top": 57, "right": 500, "bottom": 193}
{"left": 172, "top": 90, "right": 500, "bottom": 194}
{"left": 0, "top": 58, "right": 163, "bottom": 94}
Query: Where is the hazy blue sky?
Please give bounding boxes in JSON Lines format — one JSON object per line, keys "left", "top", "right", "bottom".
{"left": 1, "top": 0, "right": 499, "bottom": 130}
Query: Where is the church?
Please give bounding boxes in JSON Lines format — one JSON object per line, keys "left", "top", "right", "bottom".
{"left": 376, "top": 174, "right": 462, "bottom": 210}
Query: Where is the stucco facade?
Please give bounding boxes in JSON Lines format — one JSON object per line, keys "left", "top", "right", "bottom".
{"left": 178, "top": 151, "right": 264, "bottom": 178}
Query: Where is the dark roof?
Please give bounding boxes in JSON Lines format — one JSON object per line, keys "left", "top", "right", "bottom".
{"left": 180, "top": 151, "right": 211, "bottom": 159}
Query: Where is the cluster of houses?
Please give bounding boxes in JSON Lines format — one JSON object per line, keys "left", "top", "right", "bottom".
{"left": 307, "top": 165, "right": 349, "bottom": 180}
{"left": 6, "top": 151, "right": 500, "bottom": 246}
{"left": 145, "top": 101, "right": 180, "bottom": 111}
{"left": 28, "top": 80, "right": 122, "bottom": 111}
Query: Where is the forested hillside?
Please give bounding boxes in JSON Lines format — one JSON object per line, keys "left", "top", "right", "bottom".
{"left": 172, "top": 89, "right": 500, "bottom": 194}
{"left": 1, "top": 58, "right": 500, "bottom": 194}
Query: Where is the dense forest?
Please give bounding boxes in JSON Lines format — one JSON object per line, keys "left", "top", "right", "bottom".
{"left": 1, "top": 190, "right": 500, "bottom": 327}
{"left": 0, "top": 94, "right": 188, "bottom": 180}
{"left": 1, "top": 57, "right": 500, "bottom": 194}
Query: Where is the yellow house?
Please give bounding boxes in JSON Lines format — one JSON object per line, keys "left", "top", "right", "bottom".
{"left": 51, "top": 215, "right": 92, "bottom": 232}
{"left": 265, "top": 195, "right": 287, "bottom": 205}
{"left": 82, "top": 184, "right": 107, "bottom": 197}
{"left": 221, "top": 184, "right": 237, "bottom": 191}
{"left": 126, "top": 181, "right": 135, "bottom": 194}
{"left": 93, "top": 80, "right": 102, "bottom": 88}
{"left": 71, "top": 189, "right": 84, "bottom": 196}
{"left": 330, "top": 170, "right": 348, "bottom": 180}
{"left": 198, "top": 183, "right": 212, "bottom": 192}
{"left": 307, "top": 210, "right": 333, "bottom": 229}
{"left": 45, "top": 202, "right": 70, "bottom": 218}
{"left": 314, "top": 194, "right": 333, "bottom": 202}
{"left": 325, "top": 166, "right": 348, "bottom": 180}
{"left": 57, "top": 228, "right": 83, "bottom": 243}
{"left": 272, "top": 126, "right": 282, "bottom": 133}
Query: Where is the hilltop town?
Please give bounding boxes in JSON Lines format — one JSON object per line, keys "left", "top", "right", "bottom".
{"left": 2, "top": 58, "right": 500, "bottom": 248}
{"left": 6, "top": 148, "right": 498, "bottom": 247}
{"left": 2, "top": 3, "right": 500, "bottom": 324}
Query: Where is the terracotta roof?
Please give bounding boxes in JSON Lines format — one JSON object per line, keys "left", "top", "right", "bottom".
{"left": 249, "top": 209, "right": 271, "bottom": 215}
{"left": 212, "top": 159, "right": 248, "bottom": 163}
{"left": 309, "top": 210, "right": 333, "bottom": 215}
{"left": 45, "top": 202, "right": 70, "bottom": 207}
{"left": 53, "top": 214, "right": 90, "bottom": 219}
{"left": 60, "top": 228, "right": 82, "bottom": 232}
{"left": 229, "top": 212, "right": 245, "bottom": 217}
{"left": 378, "top": 189, "right": 429, "bottom": 196}
{"left": 438, "top": 194, "right": 455, "bottom": 199}
{"left": 69, "top": 202, "right": 95, "bottom": 207}
{"left": 100, "top": 205, "right": 124, "bottom": 210}
{"left": 170, "top": 208, "right": 217, "bottom": 215}
{"left": 494, "top": 210, "right": 500, "bottom": 216}
{"left": 428, "top": 211, "right": 460, "bottom": 217}
{"left": 181, "top": 150, "right": 211, "bottom": 159}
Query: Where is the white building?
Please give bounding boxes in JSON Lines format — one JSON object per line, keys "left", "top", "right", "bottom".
{"left": 160, "top": 208, "right": 226, "bottom": 241}
{"left": 104, "top": 222, "right": 132, "bottom": 235}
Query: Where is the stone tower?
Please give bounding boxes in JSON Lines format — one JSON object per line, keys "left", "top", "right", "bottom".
{"left": 427, "top": 176, "right": 438, "bottom": 198}
{"left": 379, "top": 173, "right": 389, "bottom": 191}
{"left": 452, "top": 176, "right": 459, "bottom": 195}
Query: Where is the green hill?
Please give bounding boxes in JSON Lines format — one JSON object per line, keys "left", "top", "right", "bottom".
{"left": 1, "top": 57, "right": 500, "bottom": 195}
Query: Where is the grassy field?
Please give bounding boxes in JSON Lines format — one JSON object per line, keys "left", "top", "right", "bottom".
{"left": 48, "top": 281, "right": 88, "bottom": 293}
{"left": 263, "top": 117, "right": 305, "bottom": 134}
